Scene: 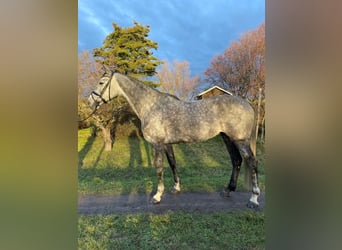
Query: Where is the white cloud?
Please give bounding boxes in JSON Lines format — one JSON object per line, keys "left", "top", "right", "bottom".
{"left": 78, "top": 1, "right": 110, "bottom": 36}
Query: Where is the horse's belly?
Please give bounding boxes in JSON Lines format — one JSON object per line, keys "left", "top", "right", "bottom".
{"left": 164, "top": 120, "right": 219, "bottom": 143}
{"left": 141, "top": 119, "right": 218, "bottom": 144}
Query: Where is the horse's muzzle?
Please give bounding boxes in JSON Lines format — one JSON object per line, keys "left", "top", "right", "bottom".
{"left": 87, "top": 93, "right": 100, "bottom": 109}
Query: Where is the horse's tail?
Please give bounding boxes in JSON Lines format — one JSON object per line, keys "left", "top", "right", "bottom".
{"left": 244, "top": 108, "right": 258, "bottom": 189}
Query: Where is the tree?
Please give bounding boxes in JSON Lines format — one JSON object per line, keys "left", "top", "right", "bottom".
{"left": 78, "top": 50, "right": 123, "bottom": 150}
{"left": 157, "top": 60, "right": 200, "bottom": 100}
{"left": 81, "top": 21, "right": 162, "bottom": 150}
{"left": 78, "top": 50, "right": 102, "bottom": 129}
{"left": 93, "top": 21, "right": 162, "bottom": 87}
{"left": 205, "top": 23, "right": 265, "bottom": 142}
{"left": 78, "top": 50, "right": 131, "bottom": 150}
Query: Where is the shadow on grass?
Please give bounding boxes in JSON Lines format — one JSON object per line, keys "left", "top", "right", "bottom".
{"left": 78, "top": 165, "right": 157, "bottom": 195}
{"left": 128, "top": 130, "right": 152, "bottom": 168}
{"left": 78, "top": 135, "right": 96, "bottom": 168}
{"left": 78, "top": 130, "right": 265, "bottom": 196}
{"left": 174, "top": 136, "right": 233, "bottom": 191}
{"left": 78, "top": 129, "right": 155, "bottom": 196}
{"left": 78, "top": 135, "right": 232, "bottom": 195}
{"left": 130, "top": 119, "right": 152, "bottom": 168}
{"left": 177, "top": 136, "right": 266, "bottom": 191}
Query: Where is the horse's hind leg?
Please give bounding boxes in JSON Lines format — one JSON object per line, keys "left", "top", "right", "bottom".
{"left": 164, "top": 144, "right": 180, "bottom": 194}
{"left": 221, "top": 133, "right": 243, "bottom": 196}
{"left": 151, "top": 144, "right": 165, "bottom": 204}
{"left": 235, "top": 140, "right": 260, "bottom": 208}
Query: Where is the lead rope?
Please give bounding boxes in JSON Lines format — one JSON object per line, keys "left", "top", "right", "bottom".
{"left": 78, "top": 104, "right": 99, "bottom": 122}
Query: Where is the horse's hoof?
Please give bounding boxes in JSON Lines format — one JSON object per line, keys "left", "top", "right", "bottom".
{"left": 171, "top": 188, "right": 180, "bottom": 194}
{"left": 151, "top": 198, "right": 161, "bottom": 205}
{"left": 221, "top": 189, "right": 231, "bottom": 197}
{"left": 228, "top": 185, "right": 236, "bottom": 192}
{"left": 246, "top": 200, "right": 259, "bottom": 209}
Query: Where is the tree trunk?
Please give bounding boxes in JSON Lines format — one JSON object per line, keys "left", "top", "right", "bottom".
{"left": 255, "top": 88, "right": 262, "bottom": 143}
{"left": 90, "top": 123, "right": 97, "bottom": 137}
{"left": 101, "top": 126, "right": 113, "bottom": 151}
{"left": 260, "top": 116, "right": 265, "bottom": 142}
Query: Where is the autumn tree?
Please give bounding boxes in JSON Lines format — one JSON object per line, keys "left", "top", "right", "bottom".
{"left": 205, "top": 23, "right": 265, "bottom": 141}
{"left": 78, "top": 50, "right": 102, "bottom": 129}
{"left": 157, "top": 60, "right": 200, "bottom": 100}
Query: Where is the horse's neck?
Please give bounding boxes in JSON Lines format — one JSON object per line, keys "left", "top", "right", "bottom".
{"left": 117, "top": 75, "right": 159, "bottom": 118}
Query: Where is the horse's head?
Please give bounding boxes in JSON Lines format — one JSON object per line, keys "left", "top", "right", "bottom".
{"left": 87, "top": 65, "right": 120, "bottom": 109}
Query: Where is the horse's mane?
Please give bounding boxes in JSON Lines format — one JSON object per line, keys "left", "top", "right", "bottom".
{"left": 162, "top": 92, "right": 180, "bottom": 100}
{"left": 126, "top": 75, "right": 180, "bottom": 100}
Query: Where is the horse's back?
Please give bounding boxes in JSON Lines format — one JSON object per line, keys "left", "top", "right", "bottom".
{"left": 141, "top": 94, "right": 255, "bottom": 143}
{"left": 187, "top": 95, "right": 255, "bottom": 141}
{"left": 211, "top": 95, "right": 255, "bottom": 140}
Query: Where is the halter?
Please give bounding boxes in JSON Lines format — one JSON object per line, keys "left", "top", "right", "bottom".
{"left": 78, "top": 71, "right": 114, "bottom": 122}
{"left": 90, "top": 71, "right": 113, "bottom": 105}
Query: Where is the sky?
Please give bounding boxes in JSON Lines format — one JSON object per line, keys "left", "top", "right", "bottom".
{"left": 78, "top": 0, "right": 265, "bottom": 78}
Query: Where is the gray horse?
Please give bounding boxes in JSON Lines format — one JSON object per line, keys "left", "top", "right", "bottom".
{"left": 88, "top": 68, "right": 260, "bottom": 208}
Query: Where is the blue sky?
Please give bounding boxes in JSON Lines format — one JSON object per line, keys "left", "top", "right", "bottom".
{"left": 78, "top": 0, "right": 265, "bottom": 77}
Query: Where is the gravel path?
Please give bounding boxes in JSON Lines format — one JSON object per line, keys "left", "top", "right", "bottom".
{"left": 78, "top": 191, "right": 265, "bottom": 215}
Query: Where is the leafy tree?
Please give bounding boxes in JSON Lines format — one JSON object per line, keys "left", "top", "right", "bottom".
{"left": 93, "top": 21, "right": 162, "bottom": 87}
{"left": 157, "top": 60, "right": 200, "bottom": 100}
{"left": 78, "top": 50, "right": 131, "bottom": 150}
{"left": 79, "top": 21, "right": 162, "bottom": 150}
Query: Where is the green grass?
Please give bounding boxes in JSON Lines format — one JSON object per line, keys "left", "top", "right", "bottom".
{"left": 78, "top": 128, "right": 265, "bottom": 195}
{"left": 78, "top": 211, "right": 265, "bottom": 250}
{"left": 78, "top": 128, "right": 266, "bottom": 249}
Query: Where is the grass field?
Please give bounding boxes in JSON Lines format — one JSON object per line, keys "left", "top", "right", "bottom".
{"left": 79, "top": 211, "right": 265, "bottom": 249}
{"left": 78, "top": 128, "right": 265, "bottom": 195}
{"left": 78, "top": 127, "right": 265, "bottom": 249}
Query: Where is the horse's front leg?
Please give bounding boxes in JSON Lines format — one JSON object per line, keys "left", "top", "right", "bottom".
{"left": 152, "top": 144, "right": 165, "bottom": 204}
{"left": 164, "top": 144, "right": 180, "bottom": 194}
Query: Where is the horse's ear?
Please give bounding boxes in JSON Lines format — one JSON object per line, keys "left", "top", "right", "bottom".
{"left": 101, "top": 63, "right": 116, "bottom": 75}
{"left": 102, "top": 64, "right": 111, "bottom": 73}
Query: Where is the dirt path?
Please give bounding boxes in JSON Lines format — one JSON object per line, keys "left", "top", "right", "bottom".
{"left": 78, "top": 191, "right": 265, "bottom": 215}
